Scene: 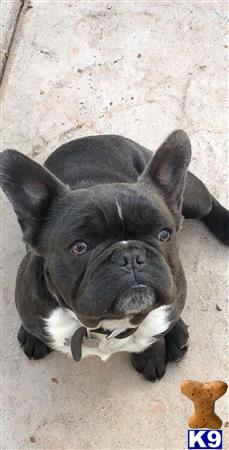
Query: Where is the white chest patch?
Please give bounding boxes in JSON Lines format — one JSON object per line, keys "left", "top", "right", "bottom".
{"left": 44, "top": 305, "right": 172, "bottom": 361}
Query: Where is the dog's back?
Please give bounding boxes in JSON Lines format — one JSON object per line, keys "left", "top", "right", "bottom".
{"left": 44, "top": 135, "right": 150, "bottom": 188}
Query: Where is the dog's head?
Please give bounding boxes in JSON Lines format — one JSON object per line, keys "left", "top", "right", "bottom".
{"left": 1, "top": 130, "right": 191, "bottom": 331}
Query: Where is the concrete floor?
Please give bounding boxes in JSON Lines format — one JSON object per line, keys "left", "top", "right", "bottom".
{"left": 1, "top": 1, "right": 228, "bottom": 449}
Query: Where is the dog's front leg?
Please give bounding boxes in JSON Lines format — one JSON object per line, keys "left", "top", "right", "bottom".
{"left": 165, "top": 317, "right": 189, "bottom": 362}
{"left": 131, "top": 338, "right": 167, "bottom": 382}
{"left": 131, "top": 318, "right": 189, "bottom": 381}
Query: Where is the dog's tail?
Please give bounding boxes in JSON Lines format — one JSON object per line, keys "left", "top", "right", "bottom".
{"left": 202, "top": 196, "right": 229, "bottom": 246}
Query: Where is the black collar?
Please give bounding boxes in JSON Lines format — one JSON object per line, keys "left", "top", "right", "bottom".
{"left": 71, "top": 325, "right": 139, "bottom": 361}
{"left": 92, "top": 327, "right": 138, "bottom": 339}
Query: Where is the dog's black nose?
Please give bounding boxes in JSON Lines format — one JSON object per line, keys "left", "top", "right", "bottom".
{"left": 111, "top": 248, "right": 146, "bottom": 270}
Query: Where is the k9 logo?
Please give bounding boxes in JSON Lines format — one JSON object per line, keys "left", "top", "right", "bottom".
{"left": 188, "top": 430, "right": 223, "bottom": 449}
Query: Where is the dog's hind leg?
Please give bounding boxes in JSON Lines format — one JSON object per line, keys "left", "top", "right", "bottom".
{"left": 182, "top": 172, "right": 229, "bottom": 245}
{"left": 201, "top": 197, "right": 229, "bottom": 246}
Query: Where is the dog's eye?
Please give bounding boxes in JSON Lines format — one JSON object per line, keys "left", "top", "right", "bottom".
{"left": 69, "top": 241, "right": 87, "bottom": 256}
{"left": 158, "top": 228, "right": 172, "bottom": 243}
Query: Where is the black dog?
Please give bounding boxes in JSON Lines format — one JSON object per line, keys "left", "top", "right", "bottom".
{"left": 1, "top": 130, "right": 228, "bottom": 381}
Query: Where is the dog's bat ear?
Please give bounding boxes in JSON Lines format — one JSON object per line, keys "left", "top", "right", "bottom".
{"left": 0, "top": 149, "right": 67, "bottom": 247}
{"left": 139, "top": 130, "right": 191, "bottom": 211}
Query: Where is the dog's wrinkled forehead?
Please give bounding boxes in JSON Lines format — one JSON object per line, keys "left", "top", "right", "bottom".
{"left": 50, "top": 183, "right": 173, "bottom": 245}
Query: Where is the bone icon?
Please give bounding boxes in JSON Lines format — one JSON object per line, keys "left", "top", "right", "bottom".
{"left": 180, "top": 380, "right": 228, "bottom": 429}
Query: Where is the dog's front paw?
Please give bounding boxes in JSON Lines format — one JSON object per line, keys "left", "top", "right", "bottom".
{"left": 17, "top": 325, "right": 52, "bottom": 360}
{"left": 165, "top": 318, "right": 189, "bottom": 363}
{"left": 131, "top": 338, "right": 167, "bottom": 382}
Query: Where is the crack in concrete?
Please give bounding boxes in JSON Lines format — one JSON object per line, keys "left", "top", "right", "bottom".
{"left": 181, "top": 76, "right": 192, "bottom": 124}
{"left": 1, "top": 0, "right": 32, "bottom": 83}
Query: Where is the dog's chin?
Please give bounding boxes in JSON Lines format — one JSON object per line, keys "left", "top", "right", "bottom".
{"left": 109, "top": 285, "right": 156, "bottom": 317}
{"left": 77, "top": 285, "right": 156, "bottom": 328}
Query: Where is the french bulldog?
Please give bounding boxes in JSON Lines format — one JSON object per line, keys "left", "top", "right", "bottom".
{"left": 1, "top": 130, "right": 228, "bottom": 381}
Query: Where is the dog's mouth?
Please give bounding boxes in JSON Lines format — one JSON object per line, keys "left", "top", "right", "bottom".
{"left": 86, "top": 284, "right": 156, "bottom": 339}
{"left": 77, "top": 284, "right": 156, "bottom": 330}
